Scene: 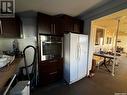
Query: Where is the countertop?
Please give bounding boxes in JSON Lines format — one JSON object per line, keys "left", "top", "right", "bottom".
{"left": 0, "top": 57, "right": 22, "bottom": 92}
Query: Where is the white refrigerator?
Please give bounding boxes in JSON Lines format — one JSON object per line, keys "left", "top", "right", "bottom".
{"left": 64, "top": 33, "right": 88, "bottom": 84}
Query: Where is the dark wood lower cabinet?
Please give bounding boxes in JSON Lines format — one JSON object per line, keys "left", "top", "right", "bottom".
{"left": 38, "top": 58, "right": 63, "bottom": 86}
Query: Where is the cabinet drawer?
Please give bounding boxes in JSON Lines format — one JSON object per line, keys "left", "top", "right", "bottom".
{"left": 39, "top": 60, "right": 57, "bottom": 73}
{"left": 38, "top": 58, "right": 63, "bottom": 85}
{"left": 39, "top": 70, "right": 58, "bottom": 85}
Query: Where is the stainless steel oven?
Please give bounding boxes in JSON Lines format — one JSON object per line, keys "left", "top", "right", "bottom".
{"left": 40, "top": 35, "right": 63, "bottom": 61}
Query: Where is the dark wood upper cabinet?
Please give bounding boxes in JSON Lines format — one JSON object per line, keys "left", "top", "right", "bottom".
{"left": 0, "top": 16, "right": 22, "bottom": 38}
{"left": 58, "top": 15, "right": 73, "bottom": 33}
{"left": 38, "top": 13, "right": 84, "bottom": 35}
{"left": 38, "top": 13, "right": 52, "bottom": 35}
{"left": 57, "top": 15, "right": 84, "bottom": 34}
{"left": 52, "top": 17, "right": 64, "bottom": 35}
{"left": 38, "top": 13, "right": 63, "bottom": 35}
{"left": 73, "top": 19, "right": 84, "bottom": 33}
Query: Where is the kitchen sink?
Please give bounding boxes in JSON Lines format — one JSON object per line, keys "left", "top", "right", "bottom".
{"left": 0, "top": 55, "right": 15, "bottom": 68}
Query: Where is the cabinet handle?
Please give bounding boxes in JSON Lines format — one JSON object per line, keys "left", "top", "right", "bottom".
{"left": 0, "top": 20, "right": 3, "bottom": 35}
{"left": 49, "top": 71, "right": 57, "bottom": 75}
{"left": 52, "top": 24, "right": 54, "bottom": 34}
{"left": 54, "top": 24, "right": 55, "bottom": 34}
{"left": 50, "top": 24, "right": 52, "bottom": 33}
{"left": 49, "top": 60, "right": 57, "bottom": 63}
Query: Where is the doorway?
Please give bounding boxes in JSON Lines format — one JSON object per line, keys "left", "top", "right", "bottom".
{"left": 90, "top": 8, "right": 127, "bottom": 75}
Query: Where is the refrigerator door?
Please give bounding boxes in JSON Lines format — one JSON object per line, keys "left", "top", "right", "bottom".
{"left": 69, "top": 33, "right": 79, "bottom": 84}
{"left": 78, "top": 35, "right": 88, "bottom": 79}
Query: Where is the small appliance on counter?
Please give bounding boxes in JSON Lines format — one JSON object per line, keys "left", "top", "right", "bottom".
{"left": 3, "top": 40, "right": 22, "bottom": 57}
{"left": 12, "top": 39, "right": 20, "bottom": 56}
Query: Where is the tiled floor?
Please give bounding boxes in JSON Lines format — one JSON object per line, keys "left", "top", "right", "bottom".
{"left": 32, "top": 54, "right": 127, "bottom": 95}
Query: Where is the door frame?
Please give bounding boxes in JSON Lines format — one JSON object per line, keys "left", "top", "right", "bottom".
{"left": 80, "top": 1, "right": 127, "bottom": 75}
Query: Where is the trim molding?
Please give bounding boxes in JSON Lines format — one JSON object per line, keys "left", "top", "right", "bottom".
{"left": 80, "top": 0, "right": 127, "bottom": 21}
{"left": 80, "top": 1, "right": 127, "bottom": 75}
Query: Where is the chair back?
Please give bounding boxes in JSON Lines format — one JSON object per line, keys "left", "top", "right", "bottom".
{"left": 23, "top": 45, "right": 36, "bottom": 80}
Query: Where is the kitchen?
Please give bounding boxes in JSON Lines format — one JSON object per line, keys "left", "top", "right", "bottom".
{"left": 0, "top": 10, "right": 88, "bottom": 94}
{"left": 0, "top": 0, "right": 127, "bottom": 95}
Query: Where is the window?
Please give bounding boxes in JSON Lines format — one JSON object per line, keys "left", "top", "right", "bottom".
{"left": 106, "top": 37, "right": 112, "bottom": 44}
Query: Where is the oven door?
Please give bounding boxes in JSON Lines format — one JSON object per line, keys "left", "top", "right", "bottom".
{"left": 40, "top": 35, "right": 62, "bottom": 61}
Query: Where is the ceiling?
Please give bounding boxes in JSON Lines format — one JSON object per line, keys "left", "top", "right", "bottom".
{"left": 93, "top": 8, "right": 127, "bottom": 33}
{"left": 15, "top": 0, "right": 110, "bottom": 16}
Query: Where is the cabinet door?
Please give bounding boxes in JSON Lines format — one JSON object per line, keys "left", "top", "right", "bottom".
{"left": 53, "top": 17, "right": 64, "bottom": 35}
{"left": 38, "top": 13, "right": 52, "bottom": 35}
{"left": 73, "top": 19, "right": 84, "bottom": 34}
{"left": 38, "top": 58, "right": 63, "bottom": 85}
{"left": 60, "top": 15, "right": 84, "bottom": 34}
{"left": 57, "top": 58, "right": 63, "bottom": 79}
{"left": 73, "top": 21, "right": 80, "bottom": 33}
{"left": 64, "top": 21, "right": 73, "bottom": 33}
{"left": 0, "top": 17, "right": 21, "bottom": 38}
{"left": 61, "top": 15, "right": 73, "bottom": 33}
{"left": 38, "top": 61, "right": 51, "bottom": 85}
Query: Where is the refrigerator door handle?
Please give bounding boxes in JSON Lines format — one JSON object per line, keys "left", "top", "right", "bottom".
{"left": 75, "top": 45, "right": 78, "bottom": 59}
{"left": 79, "top": 45, "right": 81, "bottom": 59}
{"left": 77, "top": 45, "right": 79, "bottom": 59}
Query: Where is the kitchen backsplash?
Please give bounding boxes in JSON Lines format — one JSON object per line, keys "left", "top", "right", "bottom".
{"left": 0, "top": 37, "right": 37, "bottom": 52}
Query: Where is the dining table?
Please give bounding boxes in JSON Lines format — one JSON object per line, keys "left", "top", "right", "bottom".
{"left": 93, "top": 52, "right": 114, "bottom": 72}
